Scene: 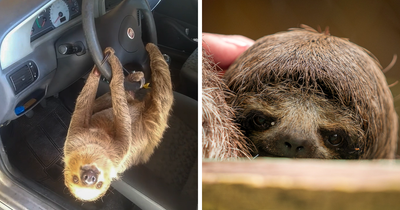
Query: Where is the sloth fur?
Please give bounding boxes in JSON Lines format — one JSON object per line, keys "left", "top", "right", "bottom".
{"left": 203, "top": 26, "right": 398, "bottom": 159}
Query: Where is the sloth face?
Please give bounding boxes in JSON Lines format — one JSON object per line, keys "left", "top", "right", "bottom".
{"left": 235, "top": 86, "right": 363, "bottom": 159}
{"left": 224, "top": 27, "right": 398, "bottom": 159}
{"left": 63, "top": 143, "right": 116, "bottom": 201}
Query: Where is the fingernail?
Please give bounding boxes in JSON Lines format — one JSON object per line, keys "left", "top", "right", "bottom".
{"left": 221, "top": 37, "right": 251, "bottom": 47}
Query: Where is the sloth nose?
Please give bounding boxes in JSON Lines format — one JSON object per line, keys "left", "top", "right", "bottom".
{"left": 278, "top": 138, "right": 312, "bottom": 158}
{"left": 81, "top": 169, "right": 98, "bottom": 186}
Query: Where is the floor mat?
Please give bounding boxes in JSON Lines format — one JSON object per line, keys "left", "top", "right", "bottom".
{"left": 3, "top": 96, "right": 134, "bottom": 210}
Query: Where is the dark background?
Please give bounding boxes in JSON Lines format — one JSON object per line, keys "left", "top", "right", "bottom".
{"left": 203, "top": 0, "right": 400, "bottom": 154}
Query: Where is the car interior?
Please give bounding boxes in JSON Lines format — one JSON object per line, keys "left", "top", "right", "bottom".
{"left": 0, "top": 0, "right": 198, "bottom": 209}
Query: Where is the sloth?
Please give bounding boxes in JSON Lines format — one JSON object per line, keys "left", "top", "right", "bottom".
{"left": 203, "top": 26, "right": 398, "bottom": 159}
{"left": 202, "top": 50, "right": 252, "bottom": 159}
{"left": 63, "top": 43, "right": 173, "bottom": 201}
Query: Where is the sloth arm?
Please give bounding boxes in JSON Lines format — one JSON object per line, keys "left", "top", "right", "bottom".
{"left": 140, "top": 43, "right": 173, "bottom": 149}
{"left": 68, "top": 67, "right": 100, "bottom": 134}
{"left": 106, "top": 47, "right": 132, "bottom": 157}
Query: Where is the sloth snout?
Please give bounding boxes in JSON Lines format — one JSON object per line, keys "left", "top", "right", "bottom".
{"left": 277, "top": 136, "right": 313, "bottom": 158}
{"left": 81, "top": 169, "right": 98, "bottom": 186}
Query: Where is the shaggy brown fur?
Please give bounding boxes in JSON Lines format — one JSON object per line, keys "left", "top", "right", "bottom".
{"left": 202, "top": 50, "right": 252, "bottom": 159}
{"left": 63, "top": 43, "right": 173, "bottom": 201}
{"left": 203, "top": 26, "right": 398, "bottom": 159}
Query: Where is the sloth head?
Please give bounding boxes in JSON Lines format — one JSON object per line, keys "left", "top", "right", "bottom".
{"left": 224, "top": 26, "right": 398, "bottom": 159}
{"left": 63, "top": 134, "right": 118, "bottom": 201}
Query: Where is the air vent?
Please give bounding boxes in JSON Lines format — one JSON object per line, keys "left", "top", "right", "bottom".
{"left": 9, "top": 61, "right": 38, "bottom": 94}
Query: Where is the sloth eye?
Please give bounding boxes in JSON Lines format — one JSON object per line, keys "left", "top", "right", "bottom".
{"left": 321, "top": 130, "right": 347, "bottom": 147}
{"left": 253, "top": 115, "right": 267, "bottom": 126}
{"left": 73, "top": 175, "right": 79, "bottom": 184}
{"left": 242, "top": 110, "right": 276, "bottom": 132}
{"left": 328, "top": 134, "right": 343, "bottom": 146}
{"left": 249, "top": 113, "right": 275, "bottom": 131}
{"left": 96, "top": 182, "right": 103, "bottom": 189}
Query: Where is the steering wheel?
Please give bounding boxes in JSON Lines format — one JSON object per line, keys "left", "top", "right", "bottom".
{"left": 82, "top": 0, "right": 157, "bottom": 83}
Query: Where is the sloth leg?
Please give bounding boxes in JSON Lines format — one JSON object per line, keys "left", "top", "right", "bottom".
{"left": 69, "top": 66, "right": 100, "bottom": 132}
{"left": 93, "top": 72, "right": 144, "bottom": 114}
{"left": 125, "top": 71, "right": 145, "bottom": 98}
{"left": 92, "top": 92, "right": 112, "bottom": 114}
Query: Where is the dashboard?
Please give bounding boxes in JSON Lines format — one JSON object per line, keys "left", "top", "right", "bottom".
{"left": 31, "top": 0, "right": 82, "bottom": 42}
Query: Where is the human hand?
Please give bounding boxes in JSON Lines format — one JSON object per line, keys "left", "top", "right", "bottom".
{"left": 202, "top": 33, "right": 254, "bottom": 70}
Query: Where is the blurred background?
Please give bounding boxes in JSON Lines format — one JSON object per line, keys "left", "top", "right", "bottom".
{"left": 203, "top": 0, "right": 400, "bottom": 154}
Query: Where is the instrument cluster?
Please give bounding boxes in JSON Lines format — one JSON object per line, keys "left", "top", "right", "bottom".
{"left": 30, "top": 0, "right": 81, "bottom": 42}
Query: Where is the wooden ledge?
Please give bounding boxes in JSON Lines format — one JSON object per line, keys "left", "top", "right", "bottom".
{"left": 203, "top": 158, "right": 400, "bottom": 210}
